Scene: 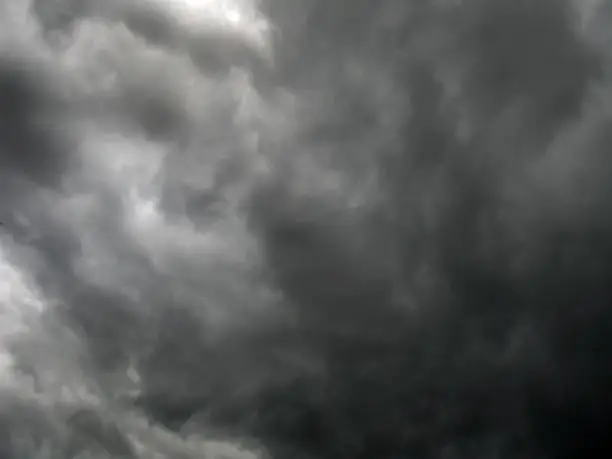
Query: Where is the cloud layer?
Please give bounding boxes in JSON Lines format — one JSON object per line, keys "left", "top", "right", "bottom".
{"left": 1, "top": 0, "right": 612, "bottom": 458}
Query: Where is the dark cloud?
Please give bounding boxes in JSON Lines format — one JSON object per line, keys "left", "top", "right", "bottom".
{"left": 229, "top": 2, "right": 612, "bottom": 458}
{"left": 0, "top": 57, "right": 73, "bottom": 188}
{"left": 2, "top": 0, "right": 612, "bottom": 458}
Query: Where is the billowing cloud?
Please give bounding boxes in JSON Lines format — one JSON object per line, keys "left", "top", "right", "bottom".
{"left": 1, "top": 0, "right": 612, "bottom": 458}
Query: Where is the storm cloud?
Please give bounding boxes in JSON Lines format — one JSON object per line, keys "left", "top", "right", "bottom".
{"left": 0, "top": 0, "right": 612, "bottom": 458}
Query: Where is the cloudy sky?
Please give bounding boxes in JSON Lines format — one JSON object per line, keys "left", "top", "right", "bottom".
{"left": 1, "top": 0, "right": 612, "bottom": 458}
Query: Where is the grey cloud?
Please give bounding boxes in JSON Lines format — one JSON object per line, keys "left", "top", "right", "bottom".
{"left": 32, "top": 0, "right": 273, "bottom": 75}
{"left": 0, "top": 57, "right": 74, "bottom": 188}
{"left": 2, "top": 0, "right": 612, "bottom": 459}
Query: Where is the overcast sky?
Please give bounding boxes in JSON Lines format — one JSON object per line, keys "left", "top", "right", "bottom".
{"left": 1, "top": 1, "right": 612, "bottom": 458}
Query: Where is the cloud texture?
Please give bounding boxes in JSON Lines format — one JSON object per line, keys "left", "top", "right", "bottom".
{"left": 1, "top": 0, "right": 612, "bottom": 458}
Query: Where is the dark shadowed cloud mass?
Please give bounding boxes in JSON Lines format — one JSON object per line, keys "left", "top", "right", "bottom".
{"left": 0, "top": 0, "right": 612, "bottom": 458}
